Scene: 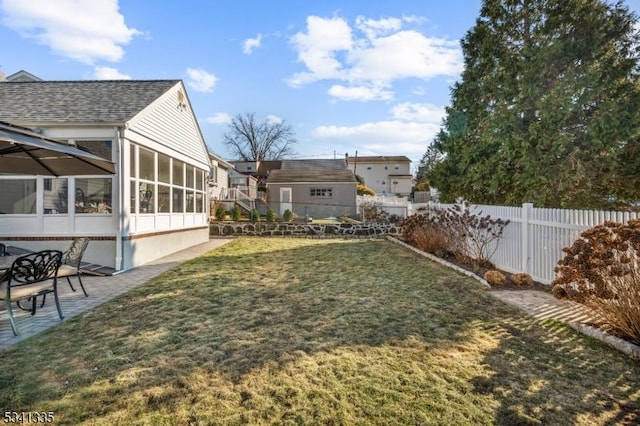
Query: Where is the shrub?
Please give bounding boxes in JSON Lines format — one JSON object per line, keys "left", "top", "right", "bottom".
{"left": 413, "top": 182, "right": 430, "bottom": 192}
{"left": 250, "top": 208, "right": 260, "bottom": 222}
{"left": 584, "top": 255, "right": 640, "bottom": 345}
{"left": 552, "top": 219, "right": 640, "bottom": 344}
{"left": 512, "top": 273, "right": 533, "bottom": 287}
{"left": 266, "top": 208, "right": 276, "bottom": 223}
{"left": 357, "top": 183, "right": 375, "bottom": 196}
{"left": 405, "top": 223, "right": 450, "bottom": 255}
{"left": 231, "top": 205, "right": 241, "bottom": 221}
{"left": 552, "top": 219, "right": 640, "bottom": 303}
{"left": 400, "top": 201, "right": 509, "bottom": 267}
{"left": 440, "top": 201, "right": 510, "bottom": 265}
{"left": 484, "top": 270, "right": 506, "bottom": 286}
{"left": 214, "top": 205, "right": 226, "bottom": 221}
{"left": 283, "top": 209, "right": 294, "bottom": 222}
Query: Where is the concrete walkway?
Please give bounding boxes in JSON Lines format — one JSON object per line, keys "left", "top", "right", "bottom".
{"left": 489, "top": 289, "right": 596, "bottom": 324}
{"left": 0, "top": 238, "right": 234, "bottom": 351}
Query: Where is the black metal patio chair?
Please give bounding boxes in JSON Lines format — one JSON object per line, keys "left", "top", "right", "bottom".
{"left": 56, "top": 237, "right": 90, "bottom": 297}
{"left": 0, "top": 250, "right": 64, "bottom": 336}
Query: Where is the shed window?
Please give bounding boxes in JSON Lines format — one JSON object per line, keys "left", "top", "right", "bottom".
{"left": 310, "top": 188, "right": 333, "bottom": 197}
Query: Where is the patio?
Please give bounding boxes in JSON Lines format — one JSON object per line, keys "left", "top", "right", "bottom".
{"left": 0, "top": 238, "right": 233, "bottom": 350}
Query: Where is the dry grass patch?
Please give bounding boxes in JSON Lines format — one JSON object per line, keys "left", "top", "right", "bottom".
{"left": 0, "top": 238, "right": 638, "bottom": 425}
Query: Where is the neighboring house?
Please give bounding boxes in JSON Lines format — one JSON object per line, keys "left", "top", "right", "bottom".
{"left": 228, "top": 169, "right": 258, "bottom": 198}
{"left": 208, "top": 152, "right": 233, "bottom": 201}
{"left": 232, "top": 160, "right": 281, "bottom": 188}
{"left": 0, "top": 79, "right": 211, "bottom": 272}
{"left": 345, "top": 155, "right": 413, "bottom": 197}
{"left": 265, "top": 159, "right": 358, "bottom": 219}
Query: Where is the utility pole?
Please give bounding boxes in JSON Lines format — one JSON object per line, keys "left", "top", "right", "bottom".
{"left": 353, "top": 150, "right": 358, "bottom": 176}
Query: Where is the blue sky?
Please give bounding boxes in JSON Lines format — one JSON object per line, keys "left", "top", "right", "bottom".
{"left": 1, "top": 0, "right": 639, "bottom": 170}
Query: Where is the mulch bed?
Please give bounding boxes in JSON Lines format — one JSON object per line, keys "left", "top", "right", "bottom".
{"left": 419, "top": 249, "right": 552, "bottom": 293}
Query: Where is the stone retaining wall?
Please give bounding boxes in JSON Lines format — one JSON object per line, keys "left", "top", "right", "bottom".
{"left": 209, "top": 221, "right": 399, "bottom": 238}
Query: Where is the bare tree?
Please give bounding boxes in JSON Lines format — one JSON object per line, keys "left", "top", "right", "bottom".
{"left": 223, "top": 113, "right": 297, "bottom": 160}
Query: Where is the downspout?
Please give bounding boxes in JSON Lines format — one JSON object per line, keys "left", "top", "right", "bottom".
{"left": 114, "top": 126, "right": 124, "bottom": 272}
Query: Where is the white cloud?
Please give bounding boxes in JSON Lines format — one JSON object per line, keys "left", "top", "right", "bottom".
{"left": 391, "top": 102, "right": 445, "bottom": 123}
{"left": 287, "top": 15, "right": 353, "bottom": 87}
{"left": 347, "top": 31, "right": 462, "bottom": 82}
{"left": 355, "top": 16, "right": 402, "bottom": 40}
{"left": 328, "top": 84, "right": 393, "bottom": 101}
{"left": 288, "top": 14, "right": 462, "bottom": 102}
{"left": 186, "top": 68, "right": 218, "bottom": 92}
{"left": 93, "top": 66, "right": 131, "bottom": 80}
{"left": 243, "top": 33, "right": 262, "bottom": 54}
{"left": 312, "top": 120, "right": 440, "bottom": 159}
{"left": 206, "top": 112, "right": 232, "bottom": 125}
{"left": 0, "top": 0, "right": 140, "bottom": 64}
{"left": 266, "top": 114, "right": 283, "bottom": 125}
{"left": 311, "top": 101, "right": 446, "bottom": 160}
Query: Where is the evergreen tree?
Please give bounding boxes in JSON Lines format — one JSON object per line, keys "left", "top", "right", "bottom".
{"left": 427, "top": 0, "right": 640, "bottom": 208}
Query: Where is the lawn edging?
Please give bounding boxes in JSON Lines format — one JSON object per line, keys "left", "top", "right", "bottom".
{"left": 387, "top": 236, "right": 640, "bottom": 359}
{"left": 568, "top": 323, "right": 640, "bottom": 360}
{"left": 386, "top": 236, "right": 490, "bottom": 288}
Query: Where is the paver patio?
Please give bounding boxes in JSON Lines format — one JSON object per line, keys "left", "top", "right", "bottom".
{"left": 0, "top": 238, "right": 233, "bottom": 350}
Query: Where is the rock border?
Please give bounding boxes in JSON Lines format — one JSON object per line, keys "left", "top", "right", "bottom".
{"left": 387, "top": 236, "right": 490, "bottom": 288}
{"left": 387, "top": 235, "right": 640, "bottom": 359}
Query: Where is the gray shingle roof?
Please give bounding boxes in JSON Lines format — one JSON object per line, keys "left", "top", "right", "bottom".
{"left": 280, "top": 159, "right": 348, "bottom": 170}
{"left": 267, "top": 169, "right": 357, "bottom": 184}
{"left": 0, "top": 80, "right": 179, "bottom": 124}
{"left": 347, "top": 155, "right": 411, "bottom": 163}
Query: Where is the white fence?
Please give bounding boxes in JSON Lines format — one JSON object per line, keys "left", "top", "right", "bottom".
{"left": 357, "top": 195, "right": 410, "bottom": 218}
{"left": 423, "top": 202, "right": 640, "bottom": 285}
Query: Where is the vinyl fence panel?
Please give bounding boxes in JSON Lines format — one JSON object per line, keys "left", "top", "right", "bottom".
{"left": 426, "top": 202, "right": 639, "bottom": 284}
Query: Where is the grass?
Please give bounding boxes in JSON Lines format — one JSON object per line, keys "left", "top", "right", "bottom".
{"left": 1, "top": 237, "right": 639, "bottom": 425}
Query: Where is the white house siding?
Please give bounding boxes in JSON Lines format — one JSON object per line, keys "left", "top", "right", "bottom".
{"left": 121, "top": 227, "right": 207, "bottom": 270}
{"left": 127, "top": 83, "right": 210, "bottom": 169}
{"left": 208, "top": 158, "right": 231, "bottom": 201}
{"left": 121, "top": 83, "right": 210, "bottom": 270}
{"left": 351, "top": 162, "right": 410, "bottom": 196}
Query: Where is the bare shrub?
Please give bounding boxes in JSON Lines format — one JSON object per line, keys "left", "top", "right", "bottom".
{"left": 585, "top": 253, "right": 640, "bottom": 346}
{"left": 401, "top": 201, "right": 509, "bottom": 267}
{"left": 361, "top": 202, "right": 402, "bottom": 224}
{"left": 484, "top": 270, "right": 506, "bottom": 286}
{"left": 410, "top": 224, "right": 451, "bottom": 255}
{"left": 552, "top": 219, "right": 640, "bottom": 303}
{"left": 512, "top": 273, "right": 533, "bottom": 287}
{"left": 442, "top": 201, "right": 510, "bottom": 265}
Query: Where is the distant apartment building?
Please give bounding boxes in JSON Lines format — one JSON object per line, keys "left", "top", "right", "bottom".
{"left": 345, "top": 155, "right": 413, "bottom": 197}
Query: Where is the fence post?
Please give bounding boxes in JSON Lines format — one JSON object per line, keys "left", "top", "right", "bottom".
{"left": 522, "top": 202, "right": 533, "bottom": 274}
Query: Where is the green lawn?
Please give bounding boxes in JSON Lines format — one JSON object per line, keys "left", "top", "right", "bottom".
{"left": 1, "top": 238, "right": 638, "bottom": 425}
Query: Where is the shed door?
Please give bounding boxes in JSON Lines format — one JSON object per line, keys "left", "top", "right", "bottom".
{"left": 280, "top": 187, "right": 292, "bottom": 216}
